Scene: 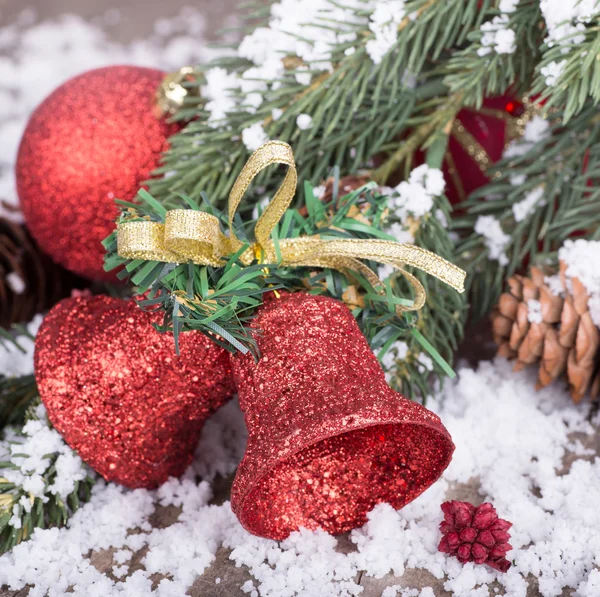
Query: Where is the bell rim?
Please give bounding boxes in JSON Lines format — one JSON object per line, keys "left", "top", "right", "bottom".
{"left": 231, "top": 413, "right": 454, "bottom": 539}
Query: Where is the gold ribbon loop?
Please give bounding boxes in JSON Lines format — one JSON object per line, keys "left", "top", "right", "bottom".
{"left": 117, "top": 141, "right": 466, "bottom": 314}
{"left": 228, "top": 141, "right": 298, "bottom": 251}
{"left": 164, "top": 210, "right": 229, "bottom": 266}
{"left": 118, "top": 221, "right": 182, "bottom": 263}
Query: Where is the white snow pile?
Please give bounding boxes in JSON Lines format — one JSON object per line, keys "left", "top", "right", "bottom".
{"left": 379, "top": 162, "right": 446, "bottom": 259}
{"left": 392, "top": 164, "right": 446, "bottom": 222}
{"left": 0, "top": 321, "right": 89, "bottom": 529}
{"left": 0, "top": 402, "right": 88, "bottom": 506}
{"left": 512, "top": 186, "right": 545, "bottom": 223}
{"left": 539, "top": 0, "right": 598, "bottom": 48}
{"left": 366, "top": 1, "right": 409, "bottom": 65}
{"left": 0, "top": 7, "right": 225, "bottom": 221}
{"left": 559, "top": 239, "right": 600, "bottom": 327}
{"left": 1, "top": 313, "right": 599, "bottom": 597}
{"left": 242, "top": 122, "right": 269, "bottom": 152}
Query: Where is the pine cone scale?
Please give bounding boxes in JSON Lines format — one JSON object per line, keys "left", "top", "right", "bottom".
{"left": 492, "top": 261, "right": 600, "bottom": 403}
{"left": 537, "top": 328, "right": 568, "bottom": 389}
{"left": 539, "top": 286, "right": 563, "bottom": 323}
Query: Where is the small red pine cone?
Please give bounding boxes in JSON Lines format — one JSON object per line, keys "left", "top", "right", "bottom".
{"left": 438, "top": 501, "right": 513, "bottom": 573}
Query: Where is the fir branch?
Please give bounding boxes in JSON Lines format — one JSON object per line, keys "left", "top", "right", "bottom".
{"left": 442, "top": 1, "right": 544, "bottom": 107}
{"left": 532, "top": 20, "right": 600, "bottom": 121}
{"left": 0, "top": 375, "right": 37, "bottom": 432}
{"left": 107, "top": 174, "right": 465, "bottom": 399}
{"left": 456, "top": 102, "right": 600, "bottom": 317}
{"left": 0, "top": 324, "right": 34, "bottom": 354}
{"left": 0, "top": 400, "right": 95, "bottom": 553}
{"left": 149, "top": 0, "right": 494, "bottom": 209}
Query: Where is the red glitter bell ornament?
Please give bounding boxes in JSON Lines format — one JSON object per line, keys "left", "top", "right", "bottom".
{"left": 230, "top": 292, "right": 454, "bottom": 540}
{"left": 34, "top": 295, "right": 235, "bottom": 488}
{"left": 16, "top": 65, "right": 183, "bottom": 281}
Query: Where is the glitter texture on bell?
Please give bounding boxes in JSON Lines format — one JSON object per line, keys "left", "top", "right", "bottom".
{"left": 230, "top": 292, "right": 455, "bottom": 540}
{"left": 34, "top": 295, "right": 235, "bottom": 489}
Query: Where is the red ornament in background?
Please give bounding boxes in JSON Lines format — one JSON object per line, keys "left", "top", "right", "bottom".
{"left": 34, "top": 295, "right": 235, "bottom": 489}
{"left": 17, "top": 66, "right": 181, "bottom": 281}
{"left": 444, "top": 96, "right": 524, "bottom": 204}
{"left": 230, "top": 292, "right": 454, "bottom": 540}
{"left": 438, "top": 501, "right": 513, "bottom": 572}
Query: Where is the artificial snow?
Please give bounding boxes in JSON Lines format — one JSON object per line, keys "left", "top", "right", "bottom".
{"left": 381, "top": 340, "right": 410, "bottom": 374}
{"left": 540, "top": 61, "right": 565, "bottom": 87}
{"left": 3, "top": 319, "right": 598, "bottom": 596}
{"left": 366, "top": 1, "right": 407, "bottom": 65}
{"left": 504, "top": 115, "right": 550, "bottom": 160}
{"left": 512, "top": 187, "right": 544, "bottom": 222}
{"left": 392, "top": 164, "right": 445, "bottom": 221}
{"left": 478, "top": 0, "right": 518, "bottom": 57}
{"left": 479, "top": 17, "right": 516, "bottom": 57}
{"left": 558, "top": 239, "right": 600, "bottom": 327}
{"left": 475, "top": 215, "right": 510, "bottom": 266}
{"left": 296, "top": 113, "right": 313, "bottom": 131}
{"left": 537, "top": 0, "right": 598, "bottom": 87}
{"left": 242, "top": 122, "right": 269, "bottom": 151}
{"left": 202, "top": 67, "right": 241, "bottom": 126}
{"left": 6, "top": 272, "right": 25, "bottom": 294}
{"left": 1, "top": 403, "right": 89, "bottom": 500}
{"left": 539, "top": 0, "right": 596, "bottom": 49}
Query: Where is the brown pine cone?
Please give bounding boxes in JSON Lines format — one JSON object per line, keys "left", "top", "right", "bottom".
{"left": 491, "top": 263, "right": 600, "bottom": 403}
{"left": 0, "top": 215, "right": 85, "bottom": 328}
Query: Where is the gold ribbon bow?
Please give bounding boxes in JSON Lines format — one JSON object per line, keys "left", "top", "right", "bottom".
{"left": 117, "top": 141, "right": 465, "bottom": 313}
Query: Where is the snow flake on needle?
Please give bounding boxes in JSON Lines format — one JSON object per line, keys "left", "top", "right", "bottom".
{"left": 475, "top": 215, "right": 510, "bottom": 266}
{"left": 366, "top": 1, "right": 407, "bottom": 65}
{"left": 392, "top": 164, "right": 446, "bottom": 221}
{"left": 242, "top": 122, "right": 269, "bottom": 152}
{"left": 1, "top": 404, "right": 89, "bottom": 501}
{"left": 478, "top": 0, "right": 519, "bottom": 57}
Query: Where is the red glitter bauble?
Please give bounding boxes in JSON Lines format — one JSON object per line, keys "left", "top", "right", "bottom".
{"left": 16, "top": 66, "right": 181, "bottom": 281}
{"left": 230, "top": 292, "right": 454, "bottom": 540}
{"left": 444, "top": 95, "right": 524, "bottom": 204}
{"left": 34, "top": 295, "right": 235, "bottom": 488}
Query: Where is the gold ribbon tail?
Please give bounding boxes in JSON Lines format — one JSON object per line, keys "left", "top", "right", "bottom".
{"left": 271, "top": 237, "right": 465, "bottom": 313}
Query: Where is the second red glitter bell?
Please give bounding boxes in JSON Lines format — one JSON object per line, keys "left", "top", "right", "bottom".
{"left": 231, "top": 292, "right": 455, "bottom": 540}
